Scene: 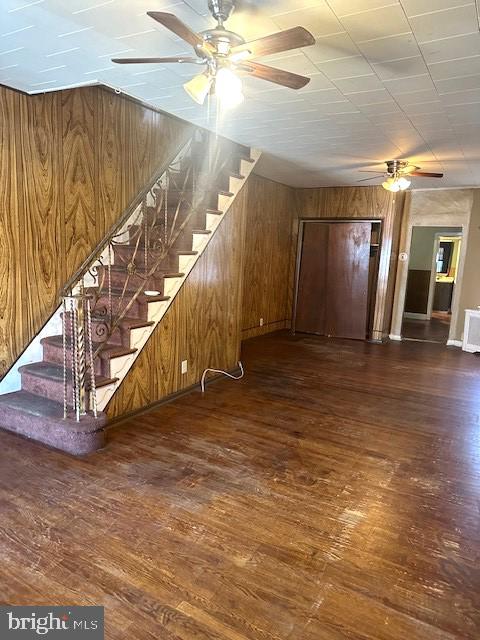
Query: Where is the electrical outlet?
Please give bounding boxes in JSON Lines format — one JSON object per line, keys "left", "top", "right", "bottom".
{"left": 181, "top": 360, "right": 188, "bottom": 374}
{"left": 260, "top": 318, "right": 264, "bottom": 326}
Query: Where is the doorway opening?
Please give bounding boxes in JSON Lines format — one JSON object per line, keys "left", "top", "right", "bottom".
{"left": 402, "top": 226, "right": 463, "bottom": 344}
{"left": 293, "top": 219, "right": 381, "bottom": 341}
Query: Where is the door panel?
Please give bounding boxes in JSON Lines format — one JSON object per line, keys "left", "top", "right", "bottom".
{"left": 326, "top": 222, "right": 371, "bottom": 339}
{"left": 295, "top": 223, "right": 328, "bottom": 334}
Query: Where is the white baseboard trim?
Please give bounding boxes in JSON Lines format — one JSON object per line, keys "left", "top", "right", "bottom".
{"left": 447, "top": 339, "right": 463, "bottom": 347}
{"left": 389, "top": 334, "right": 402, "bottom": 341}
{"left": 403, "top": 312, "right": 429, "bottom": 320}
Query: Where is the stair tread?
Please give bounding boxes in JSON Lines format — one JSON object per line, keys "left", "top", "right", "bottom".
{"left": 238, "top": 155, "right": 254, "bottom": 163}
{"left": 230, "top": 173, "right": 245, "bottom": 179}
{"left": 206, "top": 209, "right": 223, "bottom": 215}
{"left": 84, "top": 287, "right": 170, "bottom": 303}
{"left": 105, "top": 264, "right": 182, "bottom": 276}
{"left": 19, "top": 362, "right": 116, "bottom": 388}
{"left": 0, "top": 390, "right": 65, "bottom": 419}
{"left": 91, "top": 315, "right": 154, "bottom": 330}
{"left": 192, "top": 229, "right": 211, "bottom": 235}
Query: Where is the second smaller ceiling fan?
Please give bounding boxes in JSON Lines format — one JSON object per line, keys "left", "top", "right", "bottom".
{"left": 112, "top": 0, "right": 315, "bottom": 107}
{"left": 359, "top": 160, "right": 444, "bottom": 192}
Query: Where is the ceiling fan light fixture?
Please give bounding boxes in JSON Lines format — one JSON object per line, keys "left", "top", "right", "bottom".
{"left": 382, "top": 177, "right": 400, "bottom": 192}
{"left": 183, "top": 72, "right": 213, "bottom": 105}
{"left": 215, "top": 67, "right": 244, "bottom": 108}
{"left": 397, "top": 176, "right": 411, "bottom": 190}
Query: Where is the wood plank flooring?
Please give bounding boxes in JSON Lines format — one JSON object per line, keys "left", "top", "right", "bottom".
{"left": 0, "top": 331, "right": 479, "bottom": 640}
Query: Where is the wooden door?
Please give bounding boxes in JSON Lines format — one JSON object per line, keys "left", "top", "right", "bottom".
{"left": 325, "top": 222, "right": 371, "bottom": 339}
{"left": 295, "top": 221, "right": 372, "bottom": 339}
{"left": 295, "top": 223, "right": 329, "bottom": 334}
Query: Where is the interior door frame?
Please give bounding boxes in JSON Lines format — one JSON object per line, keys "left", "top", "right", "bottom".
{"left": 292, "top": 217, "right": 383, "bottom": 339}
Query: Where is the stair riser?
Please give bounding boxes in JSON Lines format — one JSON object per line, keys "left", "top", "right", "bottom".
{"left": 86, "top": 292, "right": 146, "bottom": 320}
{"left": 96, "top": 266, "right": 165, "bottom": 292}
{"left": 63, "top": 314, "right": 124, "bottom": 347}
{"left": 42, "top": 341, "right": 103, "bottom": 376}
{"left": 113, "top": 245, "right": 179, "bottom": 272}
{"left": 21, "top": 371, "right": 86, "bottom": 409}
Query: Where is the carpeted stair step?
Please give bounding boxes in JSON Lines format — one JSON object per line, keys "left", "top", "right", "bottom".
{"left": 19, "top": 361, "right": 116, "bottom": 407}
{"left": 0, "top": 390, "right": 107, "bottom": 455}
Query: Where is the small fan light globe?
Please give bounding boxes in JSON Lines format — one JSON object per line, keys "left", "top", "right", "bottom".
{"left": 183, "top": 72, "right": 213, "bottom": 105}
{"left": 397, "top": 176, "right": 411, "bottom": 190}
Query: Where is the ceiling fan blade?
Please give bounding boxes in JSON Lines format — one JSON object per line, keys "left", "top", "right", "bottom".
{"left": 147, "top": 11, "right": 212, "bottom": 53}
{"left": 112, "top": 57, "right": 202, "bottom": 64}
{"left": 359, "top": 170, "right": 385, "bottom": 173}
{"left": 231, "top": 26, "right": 315, "bottom": 59}
{"left": 238, "top": 61, "right": 310, "bottom": 89}
{"left": 410, "top": 171, "right": 444, "bottom": 178}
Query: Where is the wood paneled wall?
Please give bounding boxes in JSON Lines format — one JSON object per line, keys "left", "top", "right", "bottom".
{"left": 107, "top": 188, "right": 247, "bottom": 418}
{"left": 0, "top": 85, "right": 189, "bottom": 376}
{"left": 241, "top": 175, "right": 296, "bottom": 340}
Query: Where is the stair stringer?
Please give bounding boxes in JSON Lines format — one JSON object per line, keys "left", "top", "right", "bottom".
{"left": 94, "top": 149, "right": 261, "bottom": 411}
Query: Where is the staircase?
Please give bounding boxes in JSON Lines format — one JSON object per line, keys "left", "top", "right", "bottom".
{"left": 0, "top": 130, "right": 260, "bottom": 454}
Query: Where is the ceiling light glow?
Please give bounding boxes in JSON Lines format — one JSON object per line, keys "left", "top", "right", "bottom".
{"left": 215, "top": 67, "right": 244, "bottom": 108}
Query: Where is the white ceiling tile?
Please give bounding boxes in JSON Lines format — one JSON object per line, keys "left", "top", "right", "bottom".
{"left": 303, "top": 32, "right": 358, "bottom": 63}
{"left": 346, "top": 88, "right": 391, "bottom": 105}
{"left": 394, "top": 88, "right": 440, "bottom": 105}
{"left": 340, "top": 4, "right": 411, "bottom": 42}
{"left": 373, "top": 56, "right": 429, "bottom": 80}
{"left": 357, "top": 32, "right": 420, "bottom": 63}
{"left": 328, "top": 0, "right": 401, "bottom": 16}
{"left": 315, "top": 55, "right": 374, "bottom": 79}
{"left": 435, "top": 73, "right": 480, "bottom": 93}
{"left": 401, "top": 0, "right": 476, "bottom": 17}
{"left": 428, "top": 55, "right": 480, "bottom": 80}
{"left": 420, "top": 32, "right": 480, "bottom": 64}
{"left": 408, "top": 4, "right": 479, "bottom": 44}
{"left": 383, "top": 72, "right": 436, "bottom": 94}
{"left": 335, "top": 74, "right": 384, "bottom": 92}
{"left": 0, "top": 0, "right": 479, "bottom": 187}
{"left": 272, "top": 3, "right": 343, "bottom": 37}
{"left": 439, "top": 87, "right": 480, "bottom": 104}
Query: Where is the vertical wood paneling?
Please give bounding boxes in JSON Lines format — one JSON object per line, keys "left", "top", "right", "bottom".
{"left": 18, "top": 92, "right": 64, "bottom": 343}
{"left": 62, "top": 87, "right": 96, "bottom": 274}
{"left": 96, "top": 90, "right": 126, "bottom": 235}
{"left": 0, "top": 88, "right": 23, "bottom": 376}
{"left": 241, "top": 175, "right": 295, "bottom": 339}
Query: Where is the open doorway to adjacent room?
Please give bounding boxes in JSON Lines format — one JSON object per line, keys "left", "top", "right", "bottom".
{"left": 402, "top": 226, "right": 463, "bottom": 343}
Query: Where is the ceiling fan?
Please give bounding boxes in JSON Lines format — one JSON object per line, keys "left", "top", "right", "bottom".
{"left": 358, "top": 160, "right": 444, "bottom": 192}
{"left": 112, "top": 0, "right": 315, "bottom": 107}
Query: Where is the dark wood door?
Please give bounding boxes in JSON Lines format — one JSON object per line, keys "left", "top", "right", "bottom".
{"left": 295, "top": 223, "right": 328, "bottom": 334}
{"left": 325, "top": 222, "right": 371, "bottom": 339}
{"left": 295, "top": 221, "right": 372, "bottom": 340}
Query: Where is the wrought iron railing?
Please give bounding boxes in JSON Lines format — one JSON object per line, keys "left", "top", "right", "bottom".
{"left": 61, "top": 128, "right": 235, "bottom": 420}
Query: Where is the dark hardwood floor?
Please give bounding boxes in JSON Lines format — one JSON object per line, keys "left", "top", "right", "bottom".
{"left": 0, "top": 331, "right": 479, "bottom": 639}
{"left": 402, "top": 311, "right": 451, "bottom": 343}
